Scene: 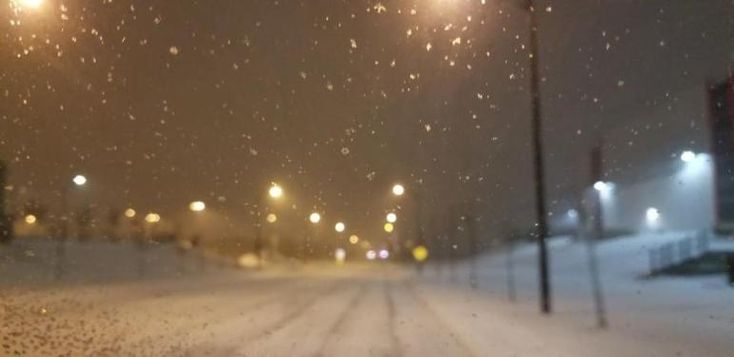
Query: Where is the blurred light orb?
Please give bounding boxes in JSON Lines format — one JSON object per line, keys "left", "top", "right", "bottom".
{"left": 335, "top": 248, "right": 346, "bottom": 264}
{"left": 383, "top": 222, "right": 394, "bottom": 233}
{"left": 268, "top": 184, "right": 283, "bottom": 198}
{"left": 72, "top": 174, "right": 87, "bottom": 186}
{"left": 366, "top": 250, "right": 377, "bottom": 260}
{"left": 378, "top": 249, "right": 390, "bottom": 260}
{"left": 349, "top": 234, "right": 359, "bottom": 245}
{"left": 24, "top": 214, "right": 37, "bottom": 224}
{"left": 124, "top": 208, "right": 136, "bottom": 218}
{"left": 386, "top": 212, "right": 397, "bottom": 223}
{"left": 238, "top": 253, "right": 260, "bottom": 268}
{"left": 266, "top": 213, "right": 277, "bottom": 223}
{"left": 680, "top": 150, "right": 696, "bottom": 163}
{"left": 646, "top": 207, "right": 660, "bottom": 223}
{"left": 189, "top": 201, "right": 206, "bottom": 212}
{"left": 412, "top": 245, "right": 429, "bottom": 262}
{"left": 309, "top": 212, "right": 321, "bottom": 224}
{"left": 335, "top": 222, "right": 346, "bottom": 233}
{"left": 144, "top": 213, "right": 161, "bottom": 223}
{"left": 593, "top": 181, "right": 609, "bottom": 192}
{"left": 17, "top": 0, "right": 43, "bottom": 9}
{"left": 392, "top": 184, "right": 405, "bottom": 196}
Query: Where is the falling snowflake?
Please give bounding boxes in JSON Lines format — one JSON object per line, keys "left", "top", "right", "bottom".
{"left": 169, "top": 46, "right": 179, "bottom": 55}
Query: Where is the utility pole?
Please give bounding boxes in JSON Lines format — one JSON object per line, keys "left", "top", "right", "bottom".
{"left": 526, "top": 0, "right": 552, "bottom": 314}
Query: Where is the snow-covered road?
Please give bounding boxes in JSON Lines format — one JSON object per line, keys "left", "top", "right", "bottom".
{"left": 1, "top": 233, "right": 733, "bottom": 356}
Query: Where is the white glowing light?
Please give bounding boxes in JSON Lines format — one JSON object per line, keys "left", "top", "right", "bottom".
{"left": 189, "top": 201, "right": 206, "bottom": 212}
{"left": 17, "top": 0, "right": 43, "bottom": 9}
{"left": 386, "top": 212, "right": 397, "bottom": 223}
{"left": 378, "top": 249, "right": 390, "bottom": 260}
{"left": 680, "top": 150, "right": 696, "bottom": 163}
{"left": 72, "top": 174, "right": 87, "bottom": 186}
{"left": 266, "top": 213, "right": 277, "bottom": 223}
{"left": 309, "top": 212, "right": 321, "bottom": 224}
{"left": 366, "top": 250, "right": 377, "bottom": 260}
{"left": 593, "top": 181, "right": 609, "bottom": 192}
{"left": 646, "top": 207, "right": 660, "bottom": 223}
{"left": 124, "top": 208, "right": 136, "bottom": 218}
{"left": 335, "top": 248, "right": 346, "bottom": 264}
{"left": 392, "top": 184, "right": 405, "bottom": 196}
{"left": 335, "top": 222, "right": 345, "bottom": 233}
{"left": 268, "top": 184, "right": 283, "bottom": 198}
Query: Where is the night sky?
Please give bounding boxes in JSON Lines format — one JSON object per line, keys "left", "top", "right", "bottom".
{"left": 2, "top": 0, "right": 733, "bottom": 241}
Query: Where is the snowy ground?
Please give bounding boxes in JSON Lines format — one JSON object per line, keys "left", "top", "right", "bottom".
{"left": 1, "top": 233, "right": 732, "bottom": 356}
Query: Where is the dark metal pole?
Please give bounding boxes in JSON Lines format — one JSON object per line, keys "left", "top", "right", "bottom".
{"left": 526, "top": 0, "right": 551, "bottom": 314}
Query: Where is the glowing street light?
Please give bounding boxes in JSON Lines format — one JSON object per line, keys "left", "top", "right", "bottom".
{"left": 268, "top": 184, "right": 283, "bottom": 199}
{"left": 189, "top": 201, "right": 206, "bottom": 212}
{"left": 266, "top": 213, "right": 277, "bottom": 223}
{"left": 349, "top": 234, "right": 359, "bottom": 245}
{"left": 386, "top": 212, "right": 397, "bottom": 223}
{"left": 15, "top": 0, "right": 43, "bottom": 9}
{"left": 24, "top": 214, "right": 37, "bottom": 224}
{"left": 383, "top": 222, "right": 394, "bottom": 233}
{"left": 646, "top": 207, "right": 660, "bottom": 223}
{"left": 593, "top": 181, "right": 610, "bottom": 192}
{"left": 334, "top": 222, "right": 345, "bottom": 233}
{"left": 72, "top": 174, "right": 87, "bottom": 186}
{"left": 144, "top": 213, "right": 161, "bottom": 223}
{"left": 680, "top": 150, "right": 696, "bottom": 163}
{"left": 124, "top": 208, "right": 136, "bottom": 218}
{"left": 309, "top": 212, "right": 321, "bottom": 224}
{"left": 392, "top": 184, "right": 405, "bottom": 196}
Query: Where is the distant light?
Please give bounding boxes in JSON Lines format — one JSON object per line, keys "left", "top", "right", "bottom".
{"left": 189, "top": 201, "right": 206, "bottom": 212}
{"left": 412, "top": 245, "right": 429, "bottom": 262}
{"left": 72, "top": 174, "right": 87, "bottom": 186}
{"left": 567, "top": 209, "right": 578, "bottom": 219}
{"left": 268, "top": 184, "right": 283, "bottom": 199}
{"left": 144, "top": 213, "right": 161, "bottom": 223}
{"left": 335, "top": 248, "right": 346, "bottom": 264}
{"left": 237, "top": 253, "right": 260, "bottom": 268}
{"left": 392, "top": 184, "right": 405, "bottom": 196}
{"left": 335, "top": 222, "right": 346, "bottom": 233}
{"left": 266, "top": 213, "right": 277, "bottom": 223}
{"left": 366, "top": 250, "right": 377, "bottom": 260}
{"left": 24, "top": 214, "right": 37, "bottom": 224}
{"left": 378, "top": 249, "right": 390, "bottom": 260}
{"left": 124, "top": 208, "right": 136, "bottom": 218}
{"left": 646, "top": 207, "right": 660, "bottom": 223}
{"left": 349, "top": 234, "right": 359, "bottom": 244}
{"left": 17, "top": 0, "right": 43, "bottom": 9}
{"left": 386, "top": 212, "right": 397, "bottom": 223}
{"left": 593, "top": 181, "right": 609, "bottom": 192}
{"left": 680, "top": 150, "right": 696, "bottom": 163}
{"left": 383, "top": 222, "right": 394, "bottom": 233}
{"left": 309, "top": 212, "right": 321, "bottom": 224}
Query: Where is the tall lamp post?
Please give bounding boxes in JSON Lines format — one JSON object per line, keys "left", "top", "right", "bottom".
{"left": 55, "top": 174, "right": 87, "bottom": 280}
{"left": 254, "top": 183, "right": 283, "bottom": 263}
{"left": 391, "top": 183, "right": 425, "bottom": 262}
{"left": 523, "top": 0, "right": 551, "bottom": 315}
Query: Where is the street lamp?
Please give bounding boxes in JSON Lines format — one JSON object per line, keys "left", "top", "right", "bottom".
{"left": 72, "top": 174, "right": 87, "bottom": 186}
{"left": 386, "top": 212, "right": 397, "bottom": 223}
{"left": 392, "top": 184, "right": 405, "bottom": 196}
{"left": 680, "top": 150, "right": 696, "bottom": 163}
{"left": 268, "top": 184, "right": 283, "bottom": 199}
{"left": 124, "top": 208, "right": 136, "bottom": 218}
{"left": 13, "top": 0, "right": 43, "bottom": 9}
{"left": 189, "top": 201, "right": 206, "bottom": 212}
{"left": 266, "top": 213, "right": 277, "bottom": 223}
{"left": 383, "top": 222, "right": 394, "bottom": 233}
{"left": 309, "top": 212, "right": 321, "bottom": 224}
{"left": 334, "top": 222, "right": 345, "bottom": 233}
